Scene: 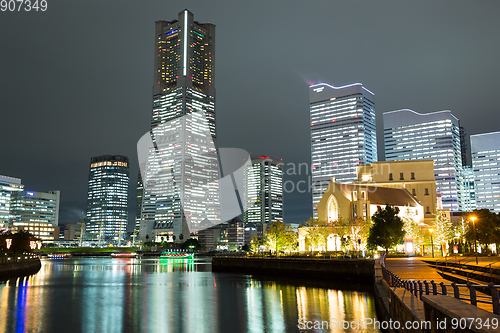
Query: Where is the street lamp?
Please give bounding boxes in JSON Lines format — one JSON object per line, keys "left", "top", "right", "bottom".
{"left": 429, "top": 228, "right": 434, "bottom": 258}
{"left": 471, "top": 216, "right": 478, "bottom": 264}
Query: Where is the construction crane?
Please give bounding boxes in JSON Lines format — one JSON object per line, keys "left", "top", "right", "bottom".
{"left": 77, "top": 218, "right": 86, "bottom": 247}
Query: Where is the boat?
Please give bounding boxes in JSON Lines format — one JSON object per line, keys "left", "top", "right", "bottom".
{"left": 111, "top": 252, "right": 141, "bottom": 258}
{"left": 47, "top": 253, "right": 72, "bottom": 259}
{"left": 160, "top": 252, "right": 194, "bottom": 259}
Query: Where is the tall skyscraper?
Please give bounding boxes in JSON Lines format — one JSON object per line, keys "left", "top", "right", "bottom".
{"left": 309, "top": 83, "right": 377, "bottom": 218}
{"left": 135, "top": 171, "right": 143, "bottom": 234}
{"left": 140, "top": 10, "right": 220, "bottom": 241}
{"left": 243, "top": 156, "right": 284, "bottom": 235}
{"left": 384, "top": 109, "right": 463, "bottom": 211}
{"left": 10, "top": 190, "right": 60, "bottom": 240}
{"left": 0, "top": 175, "right": 23, "bottom": 228}
{"left": 471, "top": 131, "right": 500, "bottom": 213}
{"left": 86, "top": 155, "right": 129, "bottom": 243}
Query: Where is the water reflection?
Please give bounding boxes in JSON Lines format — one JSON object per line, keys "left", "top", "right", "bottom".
{"left": 0, "top": 258, "right": 380, "bottom": 333}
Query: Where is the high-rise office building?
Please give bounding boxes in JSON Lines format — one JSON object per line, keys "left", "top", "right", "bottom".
{"left": 86, "top": 155, "right": 129, "bottom": 243}
{"left": 243, "top": 156, "right": 284, "bottom": 235}
{"left": 384, "top": 109, "right": 462, "bottom": 211}
{"left": 309, "top": 83, "right": 377, "bottom": 218}
{"left": 462, "top": 166, "right": 476, "bottom": 212}
{"left": 0, "top": 175, "right": 24, "bottom": 228}
{"left": 135, "top": 171, "right": 143, "bottom": 234}
{"left": 140, "top": 9, "right": 220, "bottom": 242}
{"left": 471, "top": 131, "right": 500, "bottom": 213}
{"left": 10, "top": 190, "right": 60, "bottom": 240}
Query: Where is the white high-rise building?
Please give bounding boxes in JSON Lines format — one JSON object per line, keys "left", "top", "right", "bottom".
{"left": 309, "top": 83, "right": 377, "bottom": 218}
{"left": 0, "top": 175, "right": 24, "bottom": 228}
{"left": 383, "top": 109, "right": 463, "bottom": 211}
{"left": 243, "top": 156, "right": 283, "bottom": 235}
{"left": 471, "top": 131, "right": 500, "bottom": 213}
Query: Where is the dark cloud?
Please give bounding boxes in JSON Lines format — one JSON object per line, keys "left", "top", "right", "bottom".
{"left": 1, "top": 0, "right": 498, "bottom": 229}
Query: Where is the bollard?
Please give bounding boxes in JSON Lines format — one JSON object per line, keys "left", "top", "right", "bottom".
{"left": 488, "top": 282, "right": 499, "bottom": 315}
{"left": 440, "top": 282, "right": 447, "bottom": 296}
{"left": 431, "top": 280, "right": 437, "bottom": 295}
{"left": 467, "top": 282, "right": 477, "bottom": 307}
{"left": 451, "top": 282, "right": 460, "bottom": 299}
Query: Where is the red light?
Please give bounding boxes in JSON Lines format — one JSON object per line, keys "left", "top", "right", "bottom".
{"left": 313, "top": 206, "right": 317, "bottom": 210}
{"left": 354, "top": 115, "right": 358, "bottom": 118}
{"left": 311, "top": 123, "right": 314, "bottom": 126}
{"left": 260, "top": 156, "right": 269, "bottom": 159}
{"left": 332, "top": 119, "right": 335, "bottom": 122}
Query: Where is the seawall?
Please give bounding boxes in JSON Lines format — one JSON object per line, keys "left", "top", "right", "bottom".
{"left": 212, "top": 257, "right": 375, "bottom": 281}
{"left": 0, "top": 257, "right": 41, "bottom": 279}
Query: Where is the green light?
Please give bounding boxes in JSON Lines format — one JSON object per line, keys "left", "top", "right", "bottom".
{"left": 193, "top": 31, "right": 205, "bottom": 38}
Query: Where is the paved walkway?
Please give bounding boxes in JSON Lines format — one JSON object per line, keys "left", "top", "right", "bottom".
{"left": 384, "top": 257, "right": 500, "bottom": 313}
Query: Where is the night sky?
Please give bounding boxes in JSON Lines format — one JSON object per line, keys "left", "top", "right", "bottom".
{"left": 1, "top": 0, "right": 499, "bottom": 230}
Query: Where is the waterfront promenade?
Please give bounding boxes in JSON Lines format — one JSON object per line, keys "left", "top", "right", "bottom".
{"left": 384, "top": 256, "right": 500, "bottom": 314}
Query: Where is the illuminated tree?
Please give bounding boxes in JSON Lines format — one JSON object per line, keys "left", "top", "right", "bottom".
{"left": 431, "top": 210, "right": 453, "bottom": 256}
{"left": 349, "top": 217, "right": 370, "bottom": 251}
{"left": 250, "top": 235, "right": 262, "bottom": 253}
{"left": 264, "top": 221, "right": 296, "bottom": 254}
{"left": 303, "top": 218, "right": 327, "bottom": 252}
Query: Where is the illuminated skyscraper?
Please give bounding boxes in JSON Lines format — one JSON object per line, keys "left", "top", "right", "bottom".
{"left": 10, "top": 190, "right": 60, "bottom": 240}
{"left": 383, "top": 109, "right": 463, "bottom": 211}
{"left": 243, "top": 156, "right": 283, "bottom": 235}
{"left": 86, "top": 155, "right": 129, "bottom": 242}
{"left": 471, "top": 131, "right": 500, "bottom": 213}
{"left": 0, "top": 175, "right": 23, "bottom": 228}
{"left": 309, "top": 83, "right": 377, "bottom": 218}
{"left": 140, "top": 10, "right": 220, "bottom": 241}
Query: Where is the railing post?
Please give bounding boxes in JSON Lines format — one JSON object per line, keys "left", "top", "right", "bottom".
{"left": 440, "top": 282, "right": 447, "bottom": 296}
{"left": 488, "top": 282, "right": 499, "bottom": 315}
{"left": 413, "top": 281, "right": 418, "bottom": 297}
{"left": 424, "top": 281, "right": 430, "bottom": 295}
{"left": 431, "top": 281, "right": 437, "bottom": 295}
{"left": 467, "top": 282, "right": 477, "bottom": 307}
{"left": 418, "top": 281, "right": 423, "bottom": 299}
{"left": 451, "top": 282, "right": 460, "bottom": 299}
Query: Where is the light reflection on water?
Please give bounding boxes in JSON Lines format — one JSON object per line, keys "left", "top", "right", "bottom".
{"left": 0, "top": 258, "right": 380, "bottom": 333}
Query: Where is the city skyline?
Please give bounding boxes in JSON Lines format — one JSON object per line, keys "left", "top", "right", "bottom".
{"left": 1, "top": 1, "right": 498, "bottom": 227}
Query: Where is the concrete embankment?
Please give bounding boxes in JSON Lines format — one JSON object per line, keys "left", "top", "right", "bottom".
{"left": 212, "top": 257, "right": 375, "bottom": 281}
{"left": 0, "top": 257, "right": 41, "bottom": 279}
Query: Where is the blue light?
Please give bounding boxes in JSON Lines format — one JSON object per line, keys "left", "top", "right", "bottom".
{"left": 166, "top": 29, "right": 178, "bottom": 36}
{"left": 27, "top": 192, "right": 34, "bottom": 196}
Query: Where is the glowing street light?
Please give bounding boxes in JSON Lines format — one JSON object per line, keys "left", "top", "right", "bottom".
{"left": 470, "top": 216, "right": 478, "bottom": 265}
{"left": 429, "top": 228, "right": 434, "bottom": 258}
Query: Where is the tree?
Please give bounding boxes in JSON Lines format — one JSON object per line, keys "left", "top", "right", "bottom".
{"left": 302, "top": 218, "right": 326, "bottom": 252}
{"left": 432, "top": 210, "right": 453, "bottom": 256}
{"left": 264, "top": 221, "right": 296, "bottom": 254}
{"left": 250, "top": 235, "right": 262, "bottom": 253}
{"left": 367, "top": 205, "right": 405, "bottom": 252}
{"left": 181, "top": 238, "right": 200, "bottom": 250}
{"left": 349, "top": 217, "right": 370, "bottom": 252}
{"left": 465, "top": 209, "right": 500, "bottom": 252}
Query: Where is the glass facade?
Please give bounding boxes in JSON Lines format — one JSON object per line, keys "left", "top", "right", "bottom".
{"left": 461, "top": 166, "right": 476, "bottom": 212}
{"left": 10, "top": 190, "right": 60, "bottom": 240}
{"left": 86, "top": 155, "right": 129, "bottom": 243}
{"left": 384, "top": 109, "right": 463, "bottom": 211}
{"left": 243, "top": 156, "right": 283, "bottom": 235}
{"left": 140, "top": 10, "right": 220, "bottom": 240}
{"left": 0, "top": 175, "right": 23, "bottom": 227}
{"left": 309, "top": 83, "right": 377, "bottom": 218}
{"left": 471, "top": 131, "right": 500, "bottom": 213}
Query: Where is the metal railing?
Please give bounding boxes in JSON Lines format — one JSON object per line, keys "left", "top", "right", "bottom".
{"left": 430, "top": 257, "right": 500, "bottom": 283}
{"left": 382, "top": 264, "right": 500, "bottom": 315}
